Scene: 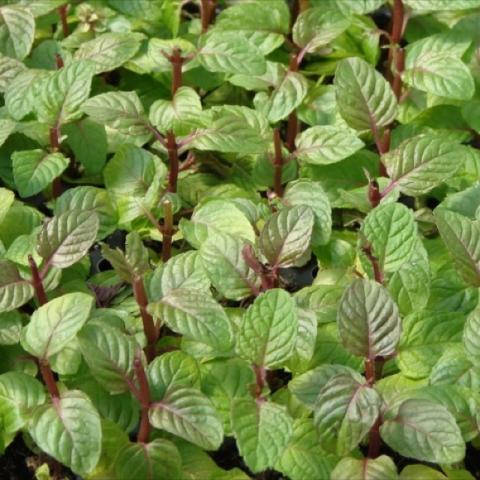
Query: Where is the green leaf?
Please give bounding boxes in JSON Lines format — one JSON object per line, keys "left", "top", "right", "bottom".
{"left": 82, "top": 91, "right": 151, "bottom": 139}
{"left": 149, "top": 251, "right": 210, "bottom": 301}
{"left": 404, "top": 0, "right": 480, "bottom": 10}
{"left": 231, "top": 398, "right": 293, "bottom": 473}
{"left": 380, "top": 399, "right": 465, "bottom": 463}
{"left": 214, "top": 0, "right": 289, "bottom": 55}
{"left": 55, "top": 186, "right": 118, "bottom": 241}
{"left": 332, "top": 456, "right": 398, "bottom": 480}
{"left": 0, "top": 187, "right": 14, "bottom": 225}
{"left": 237, "top": 289, "right": 297, "bottom": 368}
{"left": 200, "top": 232, "right": 258, "bottom": 301}
{"left": 259, "top": 206, "right": 314, "bottom": 268}
{"left": 29, "top": 390, "right": 102, "bottom": 476}
{"left": 149, "top": 385, "right": 223, "bottom": 450}
{"left": 397, "top": 311, "right": 464, "bottom": 379}
{"left": 254, "top": 70, "right": 308, "bottom": 123}
{"left": 74, "top": 32, "right": 143, "bottom": 74}
{"left": 149, "top": 288, "right": 234, "bottom": 352}
{"left": 37, "top": 209, "right": 99, "bottom": 269}
{"left": 148, "top": 351, "right": 200, "bottom": 400}
{"left": 115, "top": 439, "right": 183, "bottom": 480}
{"left": 0, "top": 53, "right": 25, "bottom": 92}
{"left": 314, "top": 374, "right": 381, "bottom": 455}
{"left": 338, "top": 279, "right": 400, "bottom": 358}
{"left": 283, "top": 179, "right": 332, "bottom": 247}
{"left": 149, "top": 86, "right": 203, "bottom": 136}
{"left": 294, "top": 126, "right": 364, "bottom": 165}
{"left": 21, "top": 292, "right": 94, "bottom": 359}
{"left": 335, "top": 57, "right": 397, "bottom": 131}
{"left": 293, "top": 7, "right": 350, "bottom": 53}
{"left": 0, "top": 119, "right": 15, "bottom": 149}
{"left": 0, "top": 311, "right": 23, "bottom": 345}
{"left": 361, "top": 202, "right": 417, "bottom": 272}
{"left": 4, "top": 69, "right": 45, "bottom": 120}
{"left": 63, "top": 119, "right": 107, "bottom": 176}
{"left": 34, "top": 60, "right": 96, "bottom": 126}
{"left": 0, "top": 260, "right": 34, "bottom": 313}
{"left": 12, "top": 149, "right": 69, "bottom": 198}
{"left": 198, "top": 31, "right": 266, "bottom": 75}
{"left": 0, "top": 5, "right": 35, "bottom": 60}
{"left": 434, "top": 209, "right": 480, "bottom": 287}
{"left": 189, "top": 106, "right": 269, "bottom": 155}
{"left": 464, "top": 307, "right": 480, "bottom": 364}
{"left": 275, "top": 418, "right": 336, "bottom": 480}
{"left": 384, "top": 135, "right": 469, "bottom": 196}
{"left": 78, "top": 324, "right": 136, "bottom": 395}
{"left": 285, "top": 307, "right": 317, "bottom": 373}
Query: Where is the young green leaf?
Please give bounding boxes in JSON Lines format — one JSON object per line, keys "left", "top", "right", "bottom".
{"left": 12, "top": 149, "right": 69, "bottom": 198}
{"left": 237, "top": 289, "right": 297, "bottom": 369}
{"left": 21, "top": 292, "right": 94, "bottom": 359}
{"left": 330, "top": 456, "right": 398, "bottom": 480}
{"left": 149, "top": 386, "right": 224, "bottom": 450}
{"left": 149, "top": 288, "right": 234, "bottom": 352}
{"left": 338, "top": 279, "right": 400, "bottom": 358}
{"left": 0, "top": 259, "right": 34, "bottom": 313}
{"left": 231, "top": 398, "right": 293, "bottom": 473}
{"left": 335, "top": 57, "right": 397, "bottom": 131}
{"left": 37, "top": 209, "right": 99, "bottom": 269}
{"left": 259, "top": 206, "right": 314, "bottom": 268}
{"left": 0, "top": 52, "right": 25, "bottom": 92}
{"left": 29, "top": 390, "right": 102, "bottom": 476}
{"left": 380, "top": 399, "right": 465, "bottom": 464}
{"left": 0, "top": 5, "right": 35, "bottom": 60}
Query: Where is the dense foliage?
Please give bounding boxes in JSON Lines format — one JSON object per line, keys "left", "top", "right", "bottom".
{"left": 1, "top": 0, "right": 480, "bottom": 478}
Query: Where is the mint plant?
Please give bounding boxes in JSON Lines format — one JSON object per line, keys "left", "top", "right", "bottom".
{"left": 0, "top": 0, "right": 480, "bottom": 479}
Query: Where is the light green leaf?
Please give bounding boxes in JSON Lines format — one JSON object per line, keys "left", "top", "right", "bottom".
{"left": 384, "top": 135, "right": 467, "bottom": 196}
{"left": 149, "top": 386, "right": 223, "bottom": 450}
{"left": 149, "top": 288, "right": 234, "bottom": 352}
{"left": 380, "top": 399, "right": 465, "bottom": 463}
{"left": 12, "top": 149, "right": 69, "bottom": 198}
{"left": 403, "top": 54, "right": 474, "bottom": 101}
{"left": 0, "top": 119, "right": 15, "bottom": 149}
{"left": 338, "top": 279, "right": 400, "bottom": 358}
{"left": 74, "top": 32, "right": 142, "bottom": 74}
{"left": 55, "top": 186, "right": 117, "bottom": 241}
{"left": 4, "top": 69, "right": 45, "bottom": 120}
{"left": 0, "top": 5, "right": 35, "bottom": 60}
{"left": 37, "top": 209, "right": 99, "bottom": 269}
{"left": 198, "top": 31, "right": 266, "bottom": 75}
{"left": 314, "top": 374, "right": 381, "bottom": 455}
{"left": 149, "top": 251, "right": 210, "bottom": 301}
{"left": 21, "top": 292, "right": 94, "bottom": 359}
{"left": 237, "top": 289, "right": 297, "bottom": 368}
{"left": 397, "top": 311, "right": 464, "bottom": 379}
{"left": 311, "top": 0, "right": 385, "bottom": 14}
{"left": 82, "top": 91, "right": 151, "bottom": 138}
{"left": 335, "top": 57, "right": 397, "bottom": 131}
{"left": 0, "top": 311, "right": 23, "bottom": 345}
{"left": 283, "top": 179, "right": 332, "bottom": 247}
{"left": 34, "top": 60, "right": 96, "bottom": 126}
{"left": 464, "top": 307, "right": 480, "bottom": 364}
{"left": 403, "top": 0, "right": 480, "bottom": 12}
{"left": 361, "top": 202, "right": 417, "bottom": 272}
{"left": 0, "top": 187, "right": 14, "bottom": 225}
{"left": 294, "top": 126, "right": 364, "bottom": 165}
{"left": 149, "top": 86, "right": 203, "bottom": 136}
{"left": 231, "top": 398, "right": 293, "bottom": 473}
{"left": 275, "top": 418, "right": 337, "bottom": 480}
{"left": 260, "top": 206, "right": 314, "bottom": 268}
{"left": 63, "top": 119, "right": 107, "bottom": 176}
{"left": 435, "top": 209, "right": 480, "bottom": 287}
{"left": 0, "top": 260, "right": 34, "bottom": 313}
{"left": 115, "top": 439, "right": 183, "bottom": 480}
{"left": 200, "top": 232, "right": 258, "bottom": 301}
{"left": 148, "top": 351, "right": 200, "bottom": 400}
{"left": 189, "top": 106, "right": 270, "bottom": 155}
{"left": 293, "top": 7, "right": 350, "bottom": 53}
{"left": 331, "top": 456, "right": 398, "bottom": 480}
{"left": 29, "top": 390, "right": 102, "bottom": 476}
{"left": 78, "top": 324, "right": 136, "bottom": 395}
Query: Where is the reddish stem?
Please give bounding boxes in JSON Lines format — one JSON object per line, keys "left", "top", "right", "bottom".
{"left": 39, "top": 358, "right": 60, "bottom": 400}
{"left": 200, "top": 0, "right": 216, "bottom": 33}
{"left": 166, "top": 131, "right": 179, "bottom": 193}
{"left": 58, "top": 4, "right": 69, "bottom": 38}
{"left": 368, "top": 418, "right": 382, "bottom": 459}
{"left": 273, "top": 129, "right": 284, "bottom": 197}
{"left": 361, "top": 243, "right": 384, "bottom": 285}
{"left": 242, "top": 245, "right": 276, "bottom": 293}
{"left": 134, "top": 356, "right": 151, "bottom": 443}
{"left": 161, "top": 200, "right": 173, "bottom": 263}
{"left": 368, "top": 179, "right": 381, "bottom": 208}
{"left": 253, "top": 364, "right": 266, "bottom": 399}
{"left": 55, "top": 53, "right": 64, "bottom": 69}
{"left": 170, "top": 48, "right": 183, "bottom": 97}
{"left": 132, "top": 276, "right": 157, "bottom": 362}
{"left": 28, "top": 255, "right": 48, "bottom": 306}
